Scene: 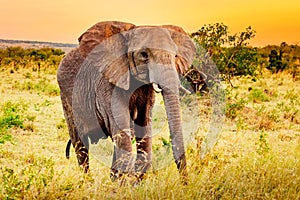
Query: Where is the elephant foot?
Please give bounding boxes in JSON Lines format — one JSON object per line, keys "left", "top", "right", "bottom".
{"left": 110, "top": 169, "right": 122, "bottom": 182}
{"left": 180, "top": 172, "right": 188, "bottom": 185}
{"left": 134, "top": 172, "right": 146, "bottom": 183}
{"left": 175, "top": 154, "right": 188, "bottom": 185}
{"left": 80, "top": 160, "right": 89, "bottom": 173}
{"left": 110, "top": 169, "right": 145, "bottom": 186}
{"left": 75, "top": 142, "right": 89, "bottom": 173}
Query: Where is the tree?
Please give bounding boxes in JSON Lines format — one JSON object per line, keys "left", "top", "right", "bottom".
{"left": 267, "top": 42, "right": 288, "bottom": 73}
{"left": 186, "top": 23, "right": 258, "bottom": 90}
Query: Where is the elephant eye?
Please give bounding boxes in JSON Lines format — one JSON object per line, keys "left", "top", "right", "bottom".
{"left": 140, "top": 51, "right": 148, "bottom": 59}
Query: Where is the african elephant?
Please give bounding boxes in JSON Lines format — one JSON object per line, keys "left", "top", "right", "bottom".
{"left": 57, "top": 21, "right": 196, "bottom": 181}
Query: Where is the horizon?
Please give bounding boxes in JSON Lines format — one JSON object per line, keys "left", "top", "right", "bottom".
{"left": 1, "top": 0, "right": 299, "bottom": 47}
{"left": 0, "top": 37, "right": 298, "bottom": 48}
{"left": 0, "top": 38, "right": 77, "bottom": 45}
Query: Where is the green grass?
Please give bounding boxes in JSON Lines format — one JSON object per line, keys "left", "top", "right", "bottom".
{"left": 0, "top": 100, "right": 35, "bottom": 144}
{"left": 248, "top": 88, "right": 270, "bottom": 103}
{"left": 0, "top": 63, "right": 299, "bottom": 199}
{"left": 12, "top": 76, "right": 60, "bottom": 96}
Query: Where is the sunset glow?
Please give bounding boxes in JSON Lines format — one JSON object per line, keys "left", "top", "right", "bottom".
{"left": 0, "top": 0, "right": 299, "bottom": 46}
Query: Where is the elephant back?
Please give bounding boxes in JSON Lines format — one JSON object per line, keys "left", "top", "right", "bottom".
{"left": 78, "top": 21, "right": 136, "bottom": 57}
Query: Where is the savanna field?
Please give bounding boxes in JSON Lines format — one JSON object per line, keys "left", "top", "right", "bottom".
{"left": 0, "top": 45, "right": 299, "bottom": 199}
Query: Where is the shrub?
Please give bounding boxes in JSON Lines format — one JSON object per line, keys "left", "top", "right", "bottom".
{"left": 248, "top": 88, "right": 270, "bottom": 103}
{"left": 0, "top": 101, "right": 27, "bottom": 131}
{"left": 189, "top": 23, "right": 259, "bottom": 89}
{"left": 256, "top": 130, "right": 270, "bottom": 155}
{"left": 0, "top": 101, "right": 35, "bottom": 143}
{"left": 226, "top": 98, "right": 247, "bottom": 119}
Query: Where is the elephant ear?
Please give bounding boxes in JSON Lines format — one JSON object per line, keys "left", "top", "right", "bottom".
{"left": 162, "top": 25, "right": 196, "bottom": 74}
{"left": 78, "top": 21, "right": 136, "bottom": 90}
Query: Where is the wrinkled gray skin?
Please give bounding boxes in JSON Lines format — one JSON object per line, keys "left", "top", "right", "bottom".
{"left": 57, "top": 21, "right": 195, "bottom": 182}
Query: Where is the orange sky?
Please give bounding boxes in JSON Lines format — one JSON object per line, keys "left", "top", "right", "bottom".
{"left": 0, "top": 0, "right": 299, "bottom": 46}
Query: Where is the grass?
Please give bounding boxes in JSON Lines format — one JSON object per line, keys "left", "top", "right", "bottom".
{"left": 0, "top": 100, "right": 36, "bottom": 144}
{"left": 0, "top": 64, "right": 299, "bottom": 199}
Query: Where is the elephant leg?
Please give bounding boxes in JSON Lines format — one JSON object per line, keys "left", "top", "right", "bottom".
{"left": 109, "top": 97, "right": 135, "bottom": 179}
{"left": 110, "top": 128, "right": 135, "bottom": 180}
{"left": 61, "top": 96, "right": 89, "bottom": 172}
{"left": 74, "top": 134, "right": 89, "bottom": 173}
{"left": 135, "top": 135, "right": 152, "bottom": 181}
{"left": 134, "top": 108, "right": 152, "bottom": 176}
{"left": 135, "top": 128, "right": 152, "bottom": 173}
{"left": 131, "top": 86, "right": 155, "bottom": 178}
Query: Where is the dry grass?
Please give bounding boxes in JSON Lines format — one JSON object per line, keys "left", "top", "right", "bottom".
{"left": 0, "top": 68, "right": 299, "bottom": 199}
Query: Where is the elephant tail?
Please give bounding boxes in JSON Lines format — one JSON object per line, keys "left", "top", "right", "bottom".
{"left": 66, "top": 139, "right": 72, "bottom": 159}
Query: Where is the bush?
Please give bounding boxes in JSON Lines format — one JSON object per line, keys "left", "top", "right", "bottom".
{"left": 261, "top": 43, "right": 300, "bottom": 76}
{"left": 226, "top": 98, "right": 247, "bottom": 119}
{"left": 248, "top": 88, "right": 270, "bottom": 103}
{"left": 0, "top": 101, "right": 35, "bottom": 143}
{"left": 189, "top": 23, "right": 259, "bottom": 89}
{"left": 0, "top": 101, "right": 27, "bottom": 131}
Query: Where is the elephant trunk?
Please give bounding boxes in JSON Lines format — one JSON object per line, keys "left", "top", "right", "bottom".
{"left": 150, "top": 66, "right": 187, "bottom": 179}
{"left": 162, "top": 88, "right": 187, "bottom": 174}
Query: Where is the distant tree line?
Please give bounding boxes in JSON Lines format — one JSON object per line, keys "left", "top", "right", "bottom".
{"left": 0, "top": 47, "right": 64, "bottom": 72}
{"left": 0, "top": 39, "right": 77, "bottom": 48}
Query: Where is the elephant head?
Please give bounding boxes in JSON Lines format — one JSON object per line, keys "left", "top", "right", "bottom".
{"left": 75, "top": 21, "right": 195, "bottom": 178}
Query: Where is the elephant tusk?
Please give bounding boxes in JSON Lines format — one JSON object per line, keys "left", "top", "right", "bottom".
{"left": 179, "top": 85, "right": 191, "bottom": 95}
{"left": 153, "top": 83, "right": 162, "bottom": 93}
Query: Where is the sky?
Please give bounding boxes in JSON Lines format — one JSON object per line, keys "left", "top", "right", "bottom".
{"left": 0, "top": 0, "right": 299, "bottom": 46}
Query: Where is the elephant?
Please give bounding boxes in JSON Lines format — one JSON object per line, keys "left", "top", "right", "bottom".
{"left": 57, "top": 21, "right": 196, "bottom": 182}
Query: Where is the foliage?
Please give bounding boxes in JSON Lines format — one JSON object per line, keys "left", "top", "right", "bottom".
{"left": 0, "top": 47, "right": 64, "bottom": 73}
{"left": 0, "top": 101, "right": 35, "bottom": 144}
{"left": 0, "top": 101, "right": 26, "bottom": 129}
{"left": 186, "top": 26, "right": 300, "bottom": 92}
{"left": 266, "top": 43, "right": 289, "bottom": 73}
{"left": 260, "top": 42, "right": 300, "bottom": 77}
{"left": 188, "top": 23, "right": 259, "bottom": 89}
{"left": 268, "top": 49, "right": 286, "bottom": 73}
{"left": 256, "top": 130, "right": 270, "bottom": 155}
{"left": 0, "top": 101, "right": 25, "bottom": 144}
{"left": 248, "top": 88, "right": 270, "bottom": 103}
{"left": 0, "top": 134, "right": 12, "bottom": 144}
{"left": 226, "top": 97, "right": 247, "bottom": 120}
{"left": 0, "top": 157, "right": 55, "bottom": 199}
{"left": 0, "top": 47, "right": 61, "bottom": 96}
{"left": 13, "top": 77, "right": 60, "bottom": 96}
